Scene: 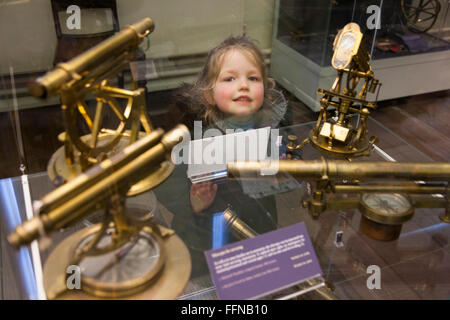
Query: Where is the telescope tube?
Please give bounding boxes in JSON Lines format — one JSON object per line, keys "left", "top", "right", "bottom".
{"left": 28, "top": 17, "right": 154, "bottom": 99}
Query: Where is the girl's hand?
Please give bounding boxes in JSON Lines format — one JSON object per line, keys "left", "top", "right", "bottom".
{"left": 190, "top": 181, "right": 218, "bottom": 213}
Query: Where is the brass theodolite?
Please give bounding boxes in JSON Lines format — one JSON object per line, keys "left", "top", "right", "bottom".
{"left": 28, "top": 17, "right": 173, "bottom": 196}
{"left": 9, "top": 17, "right": 192, "bottom": 299}
{"left": 8, "top": 124, "right": 192, "bottom": 299}
{"left": 288, "top": 23, "right": 381, "bottom": 159}
{"left": 227, "top": 160, "right": 450, "bottom": 241}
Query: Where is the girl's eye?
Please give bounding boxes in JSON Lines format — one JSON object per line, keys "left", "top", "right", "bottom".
{"left": 249, "top": 76, "right": 260, "bottom": 81}
{"left": 224, "top": 77, "right": 234, "bottom": 82}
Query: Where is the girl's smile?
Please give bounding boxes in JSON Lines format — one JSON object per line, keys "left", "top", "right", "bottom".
{"left": 233, "top": 95, "right": 252, "bottom": 103}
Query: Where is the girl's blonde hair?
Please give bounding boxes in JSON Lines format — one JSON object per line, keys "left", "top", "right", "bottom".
{"left": 193, "top": 36, "right": 275, "bottom": 125}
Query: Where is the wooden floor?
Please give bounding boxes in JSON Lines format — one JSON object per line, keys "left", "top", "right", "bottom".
{"left": 371, "top": 90, "right": 450, "bottom": 162}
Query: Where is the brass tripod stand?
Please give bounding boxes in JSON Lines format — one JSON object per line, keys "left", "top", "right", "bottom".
{"left": 289, "top": 23, "right": 381, "bottom": 159}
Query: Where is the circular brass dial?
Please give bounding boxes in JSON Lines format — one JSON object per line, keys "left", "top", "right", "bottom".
{"left": 43, "top": 223, "right": 191, "bottom": 299}
{"left": 359, "top": 193, "right": 414, "bottom": 225}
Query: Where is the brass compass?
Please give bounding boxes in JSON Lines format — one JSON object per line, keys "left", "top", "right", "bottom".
{"left": 43, "top": 223, "right": 191, "bottom": 300}
{"left": 359, "top": 193, "right": 414, "bottom": 241}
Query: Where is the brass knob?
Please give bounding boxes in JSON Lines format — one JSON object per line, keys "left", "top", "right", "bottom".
{"left": 287, "top": 135, "right": 298, "bottom": 151}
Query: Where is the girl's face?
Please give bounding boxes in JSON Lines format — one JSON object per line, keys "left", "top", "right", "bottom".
{"left": 210, "top": 49, "right": 264, "bottom": 117}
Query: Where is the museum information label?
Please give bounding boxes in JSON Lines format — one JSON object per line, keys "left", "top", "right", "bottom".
{"left": 205, "top": 222, "right": 322, "bottom": 299}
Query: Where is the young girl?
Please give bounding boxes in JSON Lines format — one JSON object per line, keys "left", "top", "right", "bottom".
{"left": 169, "top": 35, "right": 287, "bottom": 134}
{"left": 156, "top": 36, "right": 288, "bottom": 277}
{"left": 170, "top": 36, "right": 287, "bottom": 213}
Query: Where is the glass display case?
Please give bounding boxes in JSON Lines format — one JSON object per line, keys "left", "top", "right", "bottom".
{"left": 1, "top": 118, "right": 448, "bottom": 300}
{"left": 0, "top": 0, "right": 448, "bottom": 301}
{"left": 271, "top": 0, "right": 450, "bottom": 110}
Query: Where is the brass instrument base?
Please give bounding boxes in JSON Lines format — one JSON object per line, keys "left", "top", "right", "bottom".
{"left": 309, "top": 130, "right": 373, "bottom": 158}
{"left": 43, "top": 223, "right": 191, "bottom": 300}
{"left": 439, "top": 213, "right": 450, "bottom": 223}
{"left": 359, "top": 215, "right": 402, "bottom": 241}
{"left": 47, "top": 132, "right": 175, "bottom": 196}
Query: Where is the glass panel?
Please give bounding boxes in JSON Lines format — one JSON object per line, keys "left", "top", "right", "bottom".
{"left": 276, "top": 0, "right": 334, "bottom": 66}
{"left": 0, "top": 0, "right": 448, "bottom": 301}
{"left": 275, "top": 0, "right": 383, "bottom": 67}
{"left": 58, "top": 9, "right": 115, "bottom": 35}
{"left": 1, "top": 117, "right": 446, "bottom": 299}
{"left": 371, "top": 0, "right": 450, "bottom": 60}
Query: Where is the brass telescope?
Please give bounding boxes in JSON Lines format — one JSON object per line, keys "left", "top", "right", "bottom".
{"left": 29, "top": 17, "right": 155, "bottom": 99}
{"left": 228, "top": 159, "right": 450, "bottom": 241}
{"left": 227, "top": 160, "right": 450, "bottom": 181}
{"left": 8, "top": 124, "right": 189, "bottom": 249}
{"left": 26, "top": 17, "right": 171, "bottom": 197}
{"left": 7, "top": 125, "right": 191, "bottom": 299}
